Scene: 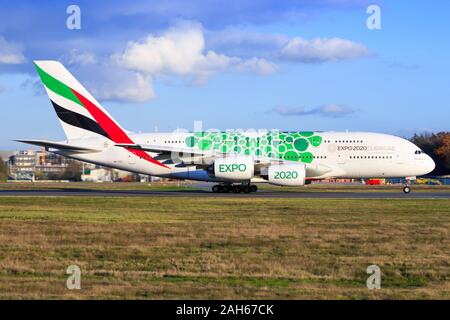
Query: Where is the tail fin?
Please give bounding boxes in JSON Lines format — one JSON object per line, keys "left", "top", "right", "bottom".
{"left": 34, "top": 60, "right": 130, "bottom": 142}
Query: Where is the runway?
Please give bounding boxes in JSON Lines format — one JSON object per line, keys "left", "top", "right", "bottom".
{"left": 0, "top": 188, "right": 449, "bottom": 199}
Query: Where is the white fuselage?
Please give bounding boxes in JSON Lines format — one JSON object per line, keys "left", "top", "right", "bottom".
{"left": 55, "top": 131, "right": 435, "bottom": 182}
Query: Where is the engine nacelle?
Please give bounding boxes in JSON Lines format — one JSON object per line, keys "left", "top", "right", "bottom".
{"left": 268, "top": 164, "right": 306, "bottom": 186}
{"left": 213, "top": 156, "right": 254, "bottom": 181}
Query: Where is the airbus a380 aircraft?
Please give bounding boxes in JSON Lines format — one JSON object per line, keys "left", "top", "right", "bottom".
{"left": 17, "top": 61, "right": 435, "bottom": 194}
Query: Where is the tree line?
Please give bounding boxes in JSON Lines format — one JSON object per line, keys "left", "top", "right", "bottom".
{"left": 0, "top": 160, "right": 7, "bottom": 181}
{"left": 411, "top": 132, "right": 450, "bottom": 176}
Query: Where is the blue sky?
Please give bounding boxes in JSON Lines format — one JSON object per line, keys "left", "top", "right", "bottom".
{"left": 0, "top": 0, "right": 449, "bottom": 149}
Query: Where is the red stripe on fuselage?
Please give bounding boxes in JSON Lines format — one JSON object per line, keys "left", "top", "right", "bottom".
{"left": 71, "top": 88, "right": 170, "bottom": 169}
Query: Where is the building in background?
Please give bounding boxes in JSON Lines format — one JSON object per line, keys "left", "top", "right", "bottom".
{"left": 35, "top": 151, "right": 77, "bottom": 180}
{"left": 81, "top": 167, "right": 136, "bottom": 182}
{"left": 5, "top": 149, "right": 153, "bottom": 182}
{"left": 81, "top": 168, "right": 115, "bottom": 182}
{"left": 7, "top": 150, "right": 80, "bottom": 180}
{"left": 8, "top": 150, "right": 39, "bottom": 180}
{"left": 81, "top": 167, "right": 157, "bottom": 182}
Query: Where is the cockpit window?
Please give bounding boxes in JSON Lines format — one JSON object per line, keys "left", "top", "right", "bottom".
{"left": 415, "top": 150, "right": 423, "bottom": 155}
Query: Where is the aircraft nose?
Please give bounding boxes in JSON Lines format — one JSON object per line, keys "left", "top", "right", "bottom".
{"left": 424, "top": 155, "right": 435, "bottom": 175}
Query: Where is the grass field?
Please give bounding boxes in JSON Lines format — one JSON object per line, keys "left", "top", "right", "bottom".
{"left": 1, "top": 181, "right": 450, "bottom": 193}
{"left": 0, "top": 181, "right": 199, "bottom": 191}
{"left": 0, "top": 192, "right": 449, "bottom": 299}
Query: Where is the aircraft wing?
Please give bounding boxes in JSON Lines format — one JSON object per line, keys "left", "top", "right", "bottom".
{"left": 15, "top": 139, "right": 100, "bottom": 153}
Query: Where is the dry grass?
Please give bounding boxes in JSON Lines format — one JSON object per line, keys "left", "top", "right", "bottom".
{"left": 1, "top": 181, "right": 450, "bottom": 193}
{"left": 0, "top": 196, "right": 449, "bottom": 299}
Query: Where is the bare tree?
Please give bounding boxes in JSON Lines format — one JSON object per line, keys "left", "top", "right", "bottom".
{"left": 0, "top": 160, "right": 8, "bottom": 181}
{"left": 61, "top": 162, "right": 83, "bottom": 181}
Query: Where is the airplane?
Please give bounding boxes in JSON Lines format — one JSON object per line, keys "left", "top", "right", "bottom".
{"left": 16, "top": 61, "right": 435, "bottom": 194}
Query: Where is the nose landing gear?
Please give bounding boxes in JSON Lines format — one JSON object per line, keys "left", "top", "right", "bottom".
{"left": 403, "top": 185, "right": 411, "bottom": 194}
{"left": 403, "top": 177, "right": 413, "bottom": 194}
{"left": 211, "top": 184, "right": 258, "bottom": 193}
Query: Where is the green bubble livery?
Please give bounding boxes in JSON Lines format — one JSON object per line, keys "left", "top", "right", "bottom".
{"left": 184, "top": 131, "right": 323, "bottom": 164}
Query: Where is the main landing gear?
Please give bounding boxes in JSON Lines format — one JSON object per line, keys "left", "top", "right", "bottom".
{"left": 212, "top": 184, "right": 258, "bottom": 193}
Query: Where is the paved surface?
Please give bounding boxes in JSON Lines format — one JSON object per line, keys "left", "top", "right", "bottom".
{"left": 0, "top": 188, "right": 449, "bottom": 198}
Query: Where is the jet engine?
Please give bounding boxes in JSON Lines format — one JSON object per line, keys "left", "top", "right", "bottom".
{"left": 267, "top": 164, "right": 306, "bottom": 186}
{"left": 211, "top": 156, "right": 254, "bottom": 181}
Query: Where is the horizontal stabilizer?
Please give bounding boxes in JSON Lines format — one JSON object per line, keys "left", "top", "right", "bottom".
{"left": 15, "top": 139, "right": 100, "bottom": 153}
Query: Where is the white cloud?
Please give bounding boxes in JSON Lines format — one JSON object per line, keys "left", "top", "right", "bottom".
{"left": 48, "top": 48, "right": 154, "bottom": 102}
{"left": 114, "top": 21, "right": 278, "bottom": 83}
{"left": 318, "top": 104, "right": 356, "bottom": 116}
{"left": 279, "top": 37, "right": 369, "bottom": 63}
{"left": 93, "top": 72, "right": 155, "bottom": 102}
{"left": 65, "top": 49, "right": 97, "bottom": 65}
{"left": 270, "top": 104, "right": 356, "bottom": 118}
{"left": 207, "top": 29, "right": 370, "bottom": 65}
{"left": 236, "top": 57, "right": 278, "bottom": 75}
{"left": 88, "top": 70, "right": 155, "bottom": 103}
{"left": 208, "top": 28, "right": 371, "bottom": 67}
{"left": 0, "top": 36, "right": 25, "bottom": 64}
{"left": 73, "top": 22, "right": 369, "bottom": 103}
{"left": 119, "top": 22, "right": 202, "bottom": 74}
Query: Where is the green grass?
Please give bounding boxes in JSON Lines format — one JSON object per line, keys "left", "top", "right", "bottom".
{"left": 0, "top": 181, "right": 199, "bottom": 191}
{"left": 0, "top": 196, "right": 449, "bottom": 299}
{"left": 258, "top": 183, "right": 450, "bottom": 193}
{"left": 1, "top": 181, "right": 449, "bottom": 193}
